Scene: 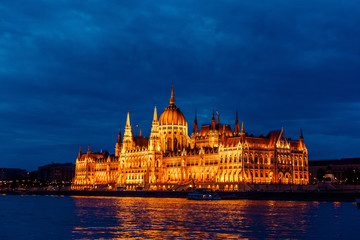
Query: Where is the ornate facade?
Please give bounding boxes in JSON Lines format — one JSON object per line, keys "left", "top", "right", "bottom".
{"left": 72, "top": 88, "right": 309, "bottom": 191}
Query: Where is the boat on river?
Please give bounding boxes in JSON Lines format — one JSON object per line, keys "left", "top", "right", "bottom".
{"left": 187, "top": 188, "right": 221, "bottom": 200}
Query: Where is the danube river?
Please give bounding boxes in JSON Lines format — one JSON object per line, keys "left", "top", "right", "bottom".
{"left": 0, "top": 195, "right": 359, "bottom": 239}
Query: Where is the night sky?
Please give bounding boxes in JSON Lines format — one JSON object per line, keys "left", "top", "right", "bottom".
{"left": 1, "top": 1, "right": 360, "bottom": 171}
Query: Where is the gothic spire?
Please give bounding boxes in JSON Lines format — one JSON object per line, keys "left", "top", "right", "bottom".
{"left": 241, "top": 121, "right": 245, "bottom": 135}
{"left": 78, "top": 146, "right": 82, "bottom": 158}
{"left": 300, "top": 128, "right": 304, "bottom": 140}
{"left": 211, "top": 108, "right": 216, "bottom": 130}
{"left": 234, "top": 112, "right": 240, "bottom": 135}
{"left": 126, "top": 111, "right": 131, "bottom": 126}
{"left": 87, "top": 145, "right": 90, "bottom": 154}
{"left": 193, "top": 112, "right": 198, "bottom": 134}
{"left": 153, "top": 105, "right": 158, "bottom": 122}
{"left": 139, "top": 128, "right": 142, "bottom": 137}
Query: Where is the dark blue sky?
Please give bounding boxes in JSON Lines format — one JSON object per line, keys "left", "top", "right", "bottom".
{"left": 1, "top": 1, "right": 360, "bottom": 170}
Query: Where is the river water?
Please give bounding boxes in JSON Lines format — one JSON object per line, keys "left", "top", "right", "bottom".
{"left": 0, "top": 195, "right": 359, "bottom": 239}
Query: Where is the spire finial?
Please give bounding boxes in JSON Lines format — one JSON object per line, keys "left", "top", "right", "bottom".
{"left": 126, "top": 112, "right": 131, "bottom": 126}
{"left": 193, "top": 112, "right": 198, "bottom": 134}
{"left": 234, "top": 112, "right": 240, "bottom": 134}
{"left": 211, "top": 108, "right": 216, "bottom": 130}
{"left": 241, "top": 121, "right": 245, "bottom": 133}
{"left": 153, "top": 105, "right": 158, "bottom": 121}
{"left": 170, "top": 86, "right": 175, "bottom": 105}
{"left": 139, "top": 128, "right": 142, "bottom": 137}
{"left": 300, "top": 128, "right": 303, "bottom": 139}
{"left": 87, "top": 145, "right": 90, "bottom": 154}
{"left": 78, "top": 146, "right": 82, "bottom": 158}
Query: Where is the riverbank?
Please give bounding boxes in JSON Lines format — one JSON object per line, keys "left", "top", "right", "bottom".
{"left": 1, "top": 189, "right": 359, "bottom": 202}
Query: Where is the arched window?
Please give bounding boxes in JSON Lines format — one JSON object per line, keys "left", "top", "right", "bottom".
{"left": 174, "top": 138, "right": 178, "bottom": 151}
{"left": 167, "top": 138, "right": 172, "bottom": 151}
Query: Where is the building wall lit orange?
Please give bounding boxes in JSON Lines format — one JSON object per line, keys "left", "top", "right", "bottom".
{"left": 72, "top": 88, "right": 309, "bottom": 191}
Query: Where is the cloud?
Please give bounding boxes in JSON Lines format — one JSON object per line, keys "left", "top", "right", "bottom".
{"left": 0, "top": 0, "right": 359, "bottom": 169}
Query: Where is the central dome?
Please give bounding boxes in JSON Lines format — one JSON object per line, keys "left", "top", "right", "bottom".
{"left": 159, "top": 88, "right": 186, "bottom": 126}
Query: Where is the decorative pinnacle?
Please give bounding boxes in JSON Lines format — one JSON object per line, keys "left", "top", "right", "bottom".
{"left": 300, "top": 128, "right": 303, "bottom": 139}
{"left": 193, "top": 111, "right": 198, "bottom": 133}
{"left": 234, "top": 112, "right": 240, "bottom": 134}
{"left": 241, "top": 121, "right": 244, "bottom": 133}
{"left": 126, "top": 112, "right": 130, "bottom": 126}
{"left": 170, "top": 86, "right": 175, "bottom": 105}
{"left": 153, "top": 105, "right": 158, "bottom": 122}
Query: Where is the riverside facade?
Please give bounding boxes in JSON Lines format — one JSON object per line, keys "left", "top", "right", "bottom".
{"left": 72, "top": 88, "right": 309, "bottom": 190}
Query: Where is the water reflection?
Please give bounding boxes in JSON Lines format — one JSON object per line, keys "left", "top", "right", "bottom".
{"left": 72, "top": 197, "right": 324, "bottom": 239}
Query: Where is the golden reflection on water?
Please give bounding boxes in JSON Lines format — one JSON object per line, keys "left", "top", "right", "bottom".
{"left": 71, "top": 197, "right": 313, "bottom": 239}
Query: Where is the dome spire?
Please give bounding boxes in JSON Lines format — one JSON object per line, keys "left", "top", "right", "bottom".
{"left": 170, "top": 85, "right": 175, "bottom": 105}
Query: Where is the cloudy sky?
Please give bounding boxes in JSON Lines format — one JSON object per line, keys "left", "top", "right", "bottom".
{"left": 1, "top": 0, "right": 359, "bottom": 170}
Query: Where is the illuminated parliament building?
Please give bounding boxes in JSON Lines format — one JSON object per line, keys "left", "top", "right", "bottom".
{"left": 72, "top": 88, "right": 309, "bottom": 191}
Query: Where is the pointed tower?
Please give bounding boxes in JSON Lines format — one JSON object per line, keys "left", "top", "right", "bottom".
{"left": 78, "top": 146, "right": 82, "bottom": 159}
{"left": 158, "top": 87, "right": 190, "bottom": 152}
{"left": 87, "top": 145, "right": 90, "bottom": 155}
{"left": 209, "top": 108, "right": 219, "bottom": 147}
{"left": 234, "top": 112, "right": 240, "bottom": 136}
{"left": 150, "top": 105, "right": 161, "bottom": 151}
{"left": 240, "top": 121, "right": 246, "bottom": 143}
{"left": 153, "top": 105, "right": 158, "bottom": 122}
{"left": 115, "top": 128, "right": 122, "bottom": 157}
{"left": 211, "top": 108, "right": 216, "bottom": 130}
{"left": 299, "top": 128, "right": 305, "bottom": 150}
{"left": 193, "top": 112, "right": 198, "bottom": 134}
{"left": 122, "top": 112, "right": 134, "bottom": 151}
{"left": 190, "top": 112, "right": 198, "bottom": 149}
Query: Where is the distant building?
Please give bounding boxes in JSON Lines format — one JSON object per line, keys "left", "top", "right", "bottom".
{"left": 309, "top": 158, "right": 360, "bottom": 184}
{"left": 0, "top": 168, "right": 28, "bottom": 181}
{"left": 38, "top": 163, "right": 75, "bottom": 183}
{"left": 72, "top": 88, "right": 309, "bottom": 191}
